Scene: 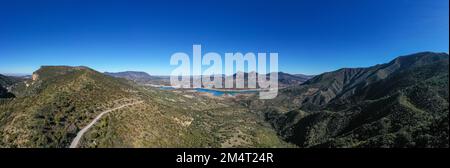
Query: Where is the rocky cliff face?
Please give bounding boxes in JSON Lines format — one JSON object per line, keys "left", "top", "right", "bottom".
{"left": 32, "top": 73, "right": 39, "bottom": 81}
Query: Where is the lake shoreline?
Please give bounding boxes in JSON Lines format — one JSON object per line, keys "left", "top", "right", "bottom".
{"left": 148, "top": 84, "right": 268, "bottom": 92}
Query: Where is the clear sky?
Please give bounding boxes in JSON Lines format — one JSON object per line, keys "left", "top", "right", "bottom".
{"left": 0, "top": 0, "right": 448, "bottom": 75}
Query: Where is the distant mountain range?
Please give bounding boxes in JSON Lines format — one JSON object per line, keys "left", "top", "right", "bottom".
{"left": 104, "top": 71, "right": 154, "bottom": 82}
{"left": 104, "top": 71, "right": 171, "bottom": 86}
{"left": 276, "top": 72, "right": 314, "bottom": 86}
{"left": 104, "top": 71, "right": 314, "bottom": 88}
{"left": 0, "top": 51, "right": 448, "bottom": 148}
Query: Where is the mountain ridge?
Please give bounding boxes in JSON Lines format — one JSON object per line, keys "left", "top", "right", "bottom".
{"left": 0, "top": 51, "right": 448, "bottom": 148}
{"left": 253, "top": 51, "right": 449, "bottom": 147}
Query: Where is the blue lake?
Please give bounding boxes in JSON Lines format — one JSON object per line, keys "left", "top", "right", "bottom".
{"left": 159, "top": 86, "right": 175, "bottom": 90}
{"left": 194, "top": 88, "right": 258, "bottom": 96}
{"left": 157, "top": 86, "right": 257, "bottom": 96}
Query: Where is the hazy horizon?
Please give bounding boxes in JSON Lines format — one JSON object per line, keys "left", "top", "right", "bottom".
{"left": 2, "top": 51, "right": 449, "bottom": 77}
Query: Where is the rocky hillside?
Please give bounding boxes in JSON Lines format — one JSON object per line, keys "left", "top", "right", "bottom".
{"left": 253, "top": 52, "right": 449, "bottom": 147}
{"left": 1, "top": 52, "right": 447, "bottom": 148}
{"left": 0, "top": 66, "right": 139, "bottom": 147}
{"left": 0, "top": 66, "right": 289, "bottom": 147}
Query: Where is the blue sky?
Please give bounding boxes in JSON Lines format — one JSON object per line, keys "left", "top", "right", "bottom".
{"left": 0, "top": 0, "right": 448, "bottom": 75}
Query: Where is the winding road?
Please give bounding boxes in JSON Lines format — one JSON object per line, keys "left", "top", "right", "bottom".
{"left": 69, "top": 101, "right": 143, "bottom": 148}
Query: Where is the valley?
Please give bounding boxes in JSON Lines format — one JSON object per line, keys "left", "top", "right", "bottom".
{"left": 0, "top": 52, "right": 448, "bottom": 148}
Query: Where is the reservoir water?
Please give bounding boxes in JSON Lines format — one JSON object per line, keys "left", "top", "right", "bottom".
{"left": 194, "top": 88, "right": 258, "bottom": 96}
{"left": 158, "top": 86, "right": 257, "bottom": 96}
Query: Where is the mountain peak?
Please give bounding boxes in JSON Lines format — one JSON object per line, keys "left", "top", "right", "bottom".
{"left": 32, "top": 65, "right": 97, "bottom": 81}
{"left": 390, "top": 52, "right": 449, "bottom": 66}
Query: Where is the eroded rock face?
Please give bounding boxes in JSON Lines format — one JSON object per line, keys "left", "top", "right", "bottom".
{"left": 32, "top": 73, "right": 39, "bottom": 81}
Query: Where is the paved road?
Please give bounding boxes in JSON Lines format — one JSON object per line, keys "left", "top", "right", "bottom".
{"left": 69, "top": 101, "right": 143, "bottom": 148}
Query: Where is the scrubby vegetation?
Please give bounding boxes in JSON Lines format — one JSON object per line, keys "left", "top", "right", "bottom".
{"left": 0, "top": 52, "right": 448, "bottom": 148}
{"left": 0, "top": 66, "right": 289, "bottom": 148}
{"left": 253, "top": 52, "right": 449, "bottom": 148}
{"left": 78, "top": 85, "right": 290, "bottom": 147}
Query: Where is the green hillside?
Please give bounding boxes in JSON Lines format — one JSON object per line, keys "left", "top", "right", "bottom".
{"left": 0, "top": 66, "right": 138, "bottom": 147}
{"left": 0, "top": 66, "right": 288, "bottom": 147}
{"left": 253, "top": 52, "right": 449, "bottom": 147}
{"left": 0, "top": 52, "right": 448, "bottom": 148}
